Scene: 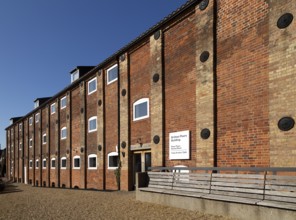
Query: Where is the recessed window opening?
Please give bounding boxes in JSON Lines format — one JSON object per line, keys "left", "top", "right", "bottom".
{"left": 88, "top": 154, "right": 97, "bottom": 169}
{"left": 29, "top": 160, "right": 33, "bottom": 168}
{"left": 19, "top": 124, "right": 22, "bottom": 131}
{"left": 61, "top": 127, "right": 67, "bottom": 140}
{"left": 88, "top": 77, "right": 97, "bottom": 95}
{"left": 107, "top": 64, "right": 118, "bottom": 85}
{"left": 36, "top": 159, "right": 39, "bottom": 169}
{"left": 73, "top": 156, "right": 80, "bottom": 169}
{"left": 108, "top": 152, "right": 119, "bottom": 170}
{"left": 60, "top": 96, "right": 67, "bottom": 109}
{"left": 35, "top": 113, "right": 40, "bottom": 123}
{"left": 29, "top": 138, "right": 33, "bottom": 148}
{"left": 43, "top": 134, "right": 47, "bottom": 144}
{"left": 29, "top": 117, "right": 33, "bottom": 126}
{"left": 51, "top": 103, "right": 56, "bottom": 114}
{"left": 43, "top": 159, "right": 46, "bottom": 169}
{"left": 133, "top": 98, "right": 149, "bottom": 121}
{"left": 88, "top": 116, "right": 97, "bottom": 133}
{"left": 51, "top": 158, "right": 56, "bottom": 169}
{"left": 61, "top": 157, "right": 67, "bottom": 169}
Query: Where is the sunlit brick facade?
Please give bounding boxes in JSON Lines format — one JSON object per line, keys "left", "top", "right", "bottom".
{"left": 6, "top": 0, "right": 296, "bottom": 191}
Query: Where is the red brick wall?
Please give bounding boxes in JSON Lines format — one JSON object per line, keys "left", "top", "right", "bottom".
{"left": 86, "top": 76, "right": 100, "bottom": 189}
{"left": 104, "top": 62, "right": 118, "bottom": 190}
{"left": 164, "top": 10, "right": 197, "bottom": 167}
{"left": 216, "top": 0, "right": 270, "bottom": 167}
{"left": 130, "top": 43, "right": 151, "bottom": 146}
{"left": 71, "top": 87, "right": 82, "bottom": 188}
{"left": 59, "top": 94, "right": 69, "bottom": 187}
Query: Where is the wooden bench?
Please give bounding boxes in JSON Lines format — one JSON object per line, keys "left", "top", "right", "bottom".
{"left": 202, "top": 173, "right": 265, "bottom": 204}
{"left": 258, "top": 175, "right": 296, "bottom": 210}
{"left": 139, "top": 170, "right": 296, "bottom": 211}
{"left": 140, "top": 171, "right": 211, "bottom": 198}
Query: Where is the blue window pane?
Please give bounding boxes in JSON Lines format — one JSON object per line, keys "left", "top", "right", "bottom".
{"left": 89, "top": 118, "right": 97, "bottom": 131}
{"left": 88, "top": 79, "right": 97, "bottom": 93}
{"left": 135, "top": 102, "right": 148, "bottom": 118}
{"left": 108, "top": 65, "right": 118, "bottom": 83}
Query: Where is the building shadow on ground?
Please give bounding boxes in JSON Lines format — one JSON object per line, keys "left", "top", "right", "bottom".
{"left": 0, "top": 180, "right": 22, "bottom": 195}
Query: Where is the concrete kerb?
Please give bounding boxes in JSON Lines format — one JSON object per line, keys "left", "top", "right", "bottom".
{"left": 136, "top": 190, "right": 296, "bottom": 220}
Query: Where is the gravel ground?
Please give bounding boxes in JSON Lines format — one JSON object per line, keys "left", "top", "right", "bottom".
{"left": 0, "top": 183, "right": 235, "bottom": 220}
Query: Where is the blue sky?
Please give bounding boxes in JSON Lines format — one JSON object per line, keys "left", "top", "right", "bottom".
{"left": 0, "top": 0, "right": 188, "bottom": 149}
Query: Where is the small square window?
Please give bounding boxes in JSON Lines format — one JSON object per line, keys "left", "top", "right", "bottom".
{"left": 61, "top": 96, "right": 67, "bottom": 109}
{"left": 35, "top": 113, "right": 40, "bottom": 123}
{"left": 88, "top": 77, "right": 97, "bottom": 95}
{"left": 61, "top": 127, "right": 67, "bottom": 140}
{"left": 107, "top": 64, "right": 118, "bottom": 85}
{"left": 88, "top": 154, "right": 97, "bottom": 169}
{"left": 133, "top": 98, "right": 149, "bottom": 121}
{"left": 51, "top": 159, "right": 56, "bottom": 169}
{"left": 61, "top": 157, "right": 66, "bottom": 169}
{"left": 51, "top": 103, "right": 56, "bottom": 114}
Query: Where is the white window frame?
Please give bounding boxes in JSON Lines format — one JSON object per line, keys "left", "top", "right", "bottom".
{"left": 60, "top": 96, "right": 67, "bottom": 109}
{"left": 71, "top": 70, "right": 79, "bottom": 83}
{"left": 29, "top": 160, "right": 33, "bottom": 169}
{"left": 42, "top": 159, "right": 47, "bottom": 169}
{"left": 88, "top": 77, "right": 97, "bottom": 95}
{"left": 51, "top": 103, "right": 56, "bottom": 115}
{"left": 107, "top": 64, "right": 118, "bottom": 85}
{"left": 19, "top": 123, "right": 22, "bottom": 131}
{"left": 61, "top": 127, "right": 67, "bottom": 140}
{"left": 19, "top": 142, "right": 22, "bottom": 151}
{"left": 29, "top": 138, "right": 33, "bottom": 148}
{"left": 35, "top": 113, "right": 40, "bottom": 123}
{"left": 73, "top": 156, "right": 80, "bottom": 169}
{"left": 51, "top": 158, "right": 56, "bottom": 169}
{"left": 88, "top": 116, "right": 97, "bottom": 133}
{"left": 108, "top": 152, "right": 119, "bottom": 170}
{"left": 42, "top": 133, "right": 47, "bottom": 144}
{"left": 61, "top": 157, "right": 67, "bottom": 169}
{"left": 29, "top": 117, "right": 33, "bottom": 126}
{"left": 36, "top": 159, "right": 39, "bottom": 169}
{"left": 88, "top": 154, "right": 97, "bottom": 170}
{"left": 133, "top": 98, "right": 149, "bottom": 121}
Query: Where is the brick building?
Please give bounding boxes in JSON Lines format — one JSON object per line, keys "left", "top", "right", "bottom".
{"left": 5, "top": 0, "right": 296, "bottom": 191}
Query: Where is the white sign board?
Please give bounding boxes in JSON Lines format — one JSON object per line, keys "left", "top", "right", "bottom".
{"left": 169, "top": 130, "right": 190, "bottom": 160}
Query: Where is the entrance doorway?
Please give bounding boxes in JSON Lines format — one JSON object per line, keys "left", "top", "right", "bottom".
{"left": 133, "top": 151, "right": 151, "bottom": 189}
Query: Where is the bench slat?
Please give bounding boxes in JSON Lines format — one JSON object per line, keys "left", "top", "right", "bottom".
{"left": 265, "top": 184, "right": 296, "bottom": 191}
{"left": 266, "top": 175, "right": 296, "bottom": 181}
{"left": 212, "top": 174, "right": 264, "bottom": 179}
{"left": 212, "top": 178, "right": 264, "bottom": 184}
{"left": 265, "top": 180, "right": 296, "bottom": 187}
{"left": 173, "top": 186, "right": 209, "bottom": 193}
{"left": 264, "top": 190, "right": 296, "bottom": 197}
{"left": 264, "top": 195, "right": 296, "bottom": 203}
{"left": 211, "top": 181, "right": 264, "bottom": 189}
{"left": 210, "top": 190, "right": 264, "bottom": 199}
{"left": 211, "top": 186, "right": 263, "bottom": 194}
{"left": 202, "top": 194, "right": 261, "bottom": 205}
